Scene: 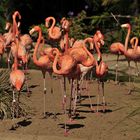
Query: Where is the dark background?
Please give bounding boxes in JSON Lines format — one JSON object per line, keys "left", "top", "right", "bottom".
{"left": 6, "top": 0, "right": 89, "bottom": 33}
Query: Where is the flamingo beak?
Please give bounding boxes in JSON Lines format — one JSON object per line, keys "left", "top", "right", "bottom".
{"left": 100, "top": 40, "right": 104, "bottom": 45}
{"left": 29, "top": 29, "right": 35, "bottom": 35}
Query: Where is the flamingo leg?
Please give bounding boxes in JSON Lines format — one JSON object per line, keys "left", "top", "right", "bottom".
{"left": 72, "top": 79, "right": 78, "bottom": 117}
{"left": 16, "top": 91, "right": 21, "bottom": 118}
{"left": 101, "top": 80, "right": 106, "bottom": 112}
{"left": 135, "top": 62, "right": 139, "bottom": 76}
{"left": 115, "top": 54, "right": 119, "bottom": 84}
{"left": 7, "top": 50, "right": 12, "bottom": 69}
{"left": 63, "top": 76, "right": 69, "bottom": 136}
{"left": 24, "top": 63, "right": 30, "bottom": 97}
{"left": 60, "top": 77, "right": 65, "bottom": 112}
{"left": 11, "top": 89, "right": 16, "bottom": 129}
{"left": 96, "top": 79, "right": 100, "bottom": 113}
{"left": 50, "top": 73, "right": 57, "bottom": 120}
{"left": 128, "top": 61, "right": 132, "bottom": 94}
{"left": 87, "top": 80, "right": 94, "bottom": 111}
{"left": 42, "top": 72, "right": 47, "bottom": 118}
{"left": 68, "top": 78, "right": 74, "bottom": 121}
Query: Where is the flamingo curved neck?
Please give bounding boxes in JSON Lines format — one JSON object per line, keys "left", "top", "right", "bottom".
{"left": 49, "top": 17, "right": 56, "bottom": 38}
{"left": 81, "top": 45, "right": 95, "bottom": 67}
{"left": 33, "top": 29, "right": 42, "bottom": 66}
{"left": 132, "top": 37, "right": 138, "bottom": 52}
{"left": 52, "top": 49, "right": 63, "bottom": 75}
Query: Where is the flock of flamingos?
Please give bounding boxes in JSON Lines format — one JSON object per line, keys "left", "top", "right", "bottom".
{"left": 0, "top": 10, "right": 139, "bottom": 135}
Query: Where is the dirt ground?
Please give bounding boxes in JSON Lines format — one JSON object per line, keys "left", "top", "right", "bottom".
{"left": 0, "top": 54, "right": 140, "bottom": 140}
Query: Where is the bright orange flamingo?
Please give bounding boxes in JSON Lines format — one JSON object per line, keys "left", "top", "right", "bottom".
{"left": 121, "top": 23, "right": 139, "bottom": 94}
{"left": 29, "top": 26, "right": 54, "bottom": 118}
{"left": 45, "top": 16, "right": 62, "bottom": 40}
{"left": 10, "top": 12, "right": 25, "bottom": 127}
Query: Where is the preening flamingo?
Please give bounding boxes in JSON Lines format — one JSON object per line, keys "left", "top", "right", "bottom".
{"left": 29, "top": 26, "right": 54, "bottom": 118}
{"left": 45, "top": 16, "right": 62, "bottom": 40}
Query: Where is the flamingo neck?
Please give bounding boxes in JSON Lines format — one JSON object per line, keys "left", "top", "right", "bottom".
{"left": 84, "top": 38, "right": 94, "bottom": 50}
{"left": 33, "top": 29, "right": 42, "bottom": 65}
{"left": 133, "top": 37, "right": 138, "bottom": 52}
{"left": 124, "top": 26, "right": 131, "bottom": 51}
{"left": 49, "top": 17, "right": 55, "bottom": 35}
{"left": 52, "top": 49, "right": 63, "bottom": 75}
{"left": 82, "top": 44, "right": 95, "bottom": 67}
{"left": 94, "top": 41, "right": 102, "bottom": 61}
{"left": 64, "top": 31, "right": 69, "bottom": 52}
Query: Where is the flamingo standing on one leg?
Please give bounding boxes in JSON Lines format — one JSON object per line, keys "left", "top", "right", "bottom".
{"left": 29, "top": 26, "right": 54, "bottom": 118}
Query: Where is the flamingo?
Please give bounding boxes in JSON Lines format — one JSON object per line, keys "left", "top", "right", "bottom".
{"left": 10, "top": 13, "right": 25, "bottom": 127}
{"left": 29, "top": 26, "right": 54, "bottom": 118}
{"left": 9, "top": 11, "right": 32, "bottom": 96}
{"left": 95, "top": 57, "right": 108, "bottom": 113}
{"left": 129, "top": 37, "right": 140, "bottom": 75}
{"left": 52, "top": 47, "right": 80, "bottom": 135}
{"left": 121, "top": 23, "right": 139, "bottom": 94}
{"left": 45, "top": 16, "right": 62, "bottom": 40}
{"left": 109, "top": 37, "right": 125, "bottom": 83}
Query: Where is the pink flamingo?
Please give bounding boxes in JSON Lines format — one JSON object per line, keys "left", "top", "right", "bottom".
{"left": 10, "top": 12, "right": 25, "bottom": 127}
{"left": 29, "top": 26, "right": 54, "bottom": 118}
{"left": 110, "top": 36, "right": 125, "bottom": 83}
{"left": 45, "top": 16, "right": 62, "bottom": 40}
{"left": 130, "top": 37, "right": 140, "bottom": 74}
{"left": 121, "top": 23, "right": 139, "bottom": 94}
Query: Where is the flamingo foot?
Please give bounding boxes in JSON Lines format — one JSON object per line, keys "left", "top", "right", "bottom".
{"left": 90, "top": 107, "right": 96, "bottom": 113}
{"left": 67, "top": 118, "right": 76, "bottom": 124}
{"left": 126, "top": 89, "right": 133, "bottom": 95}
{"left": 64, "top": 129, "right": 69, "bottom": 137}
{"left": 114, "top": 81, "right": 119, "bottom": 85}
{"left": 10, "top": 123, "right": 19, "bottom": 130}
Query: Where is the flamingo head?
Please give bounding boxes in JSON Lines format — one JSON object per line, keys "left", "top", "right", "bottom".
{"left": 96, "top": 30, "right": 104, "bottom": 46}
{"left": 29, "top": 26, "right": 41, "bottom": 35}
{"left": 121, "top": 23, "right": 131, "bottom": 29}
{"left": 13, "top": 11, "right": 21, "bottom": 20}
{"left": 60, "top": 17, "right": 71, "bottom": 32}
{"left": 5, "top": 22, "right": 11, "bottom": 31}
{"left": 45, "top": 17, "right": 52, "bottom": 28}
